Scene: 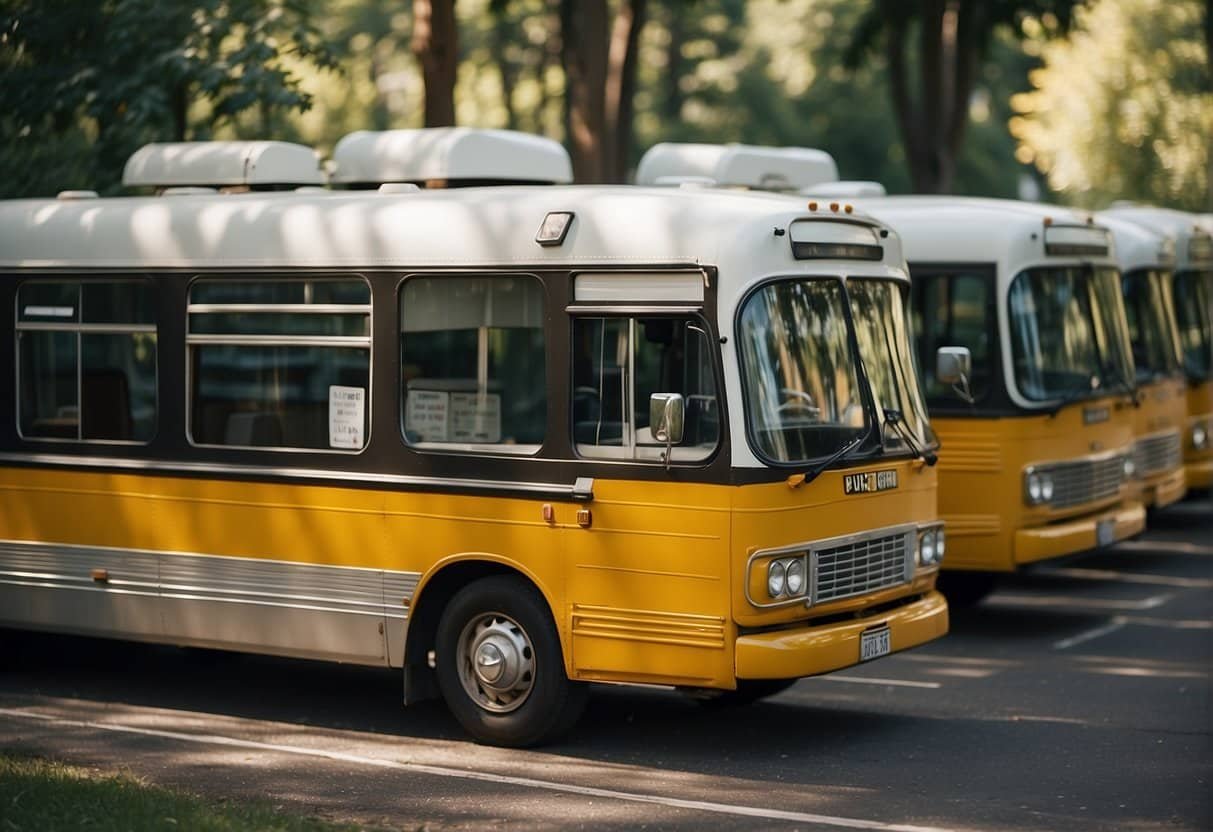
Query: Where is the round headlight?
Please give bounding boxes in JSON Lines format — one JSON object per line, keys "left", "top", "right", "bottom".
{"left": 767, "top": 560, "right": 787, "bottom": 598}
{"left": 935, "top": 527, "right": 946, "bottom": 562}
{"left": 1040, "top": 473, "right": 1054, "bottom": 502}
{"left": 1194, "top": 424, "right": 1208, "bottom": 450}
{"left": 920, "top": 530, "right": 936, "bottom": 565}
{"left": 785, "top": 558, "right": 806, "bottom": 596}
{"left": 1027, "top": 472, "right": 1043, "bottom": 503}
{"left": 1122, "top": 456, "right": 1136, "bottom": 480}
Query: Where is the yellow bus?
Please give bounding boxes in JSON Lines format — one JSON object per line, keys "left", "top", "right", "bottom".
{"left": 0, "top": 131, "right": 947, "bottom": 746}
{"left": 1097, "top": 214, "right": 1188, "bottom": 509}
{"left": 1102, "top": 206, "right": 1213, "bottom": 491}
{"left": 859, "top": 198, "right": 1146, "bottom": 605}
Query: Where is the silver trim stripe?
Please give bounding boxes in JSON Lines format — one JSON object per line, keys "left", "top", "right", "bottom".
{"left": 0, "top": 451, "right": 596, "bottom": 502}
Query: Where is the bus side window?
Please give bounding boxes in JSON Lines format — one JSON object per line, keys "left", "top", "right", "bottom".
{"left": 187, "top": 277, "right": 371, "bottom": 451}
{"left": 400, "top": 275, "right": 546, "bottom": 454}
{"left": 17, "top": 279, "right": 157, "bottom": 442}
{"left": 572, "top": 316, "right": 719, "bottom": 462}
{"left": 915, "top": 272, "right": 992, "bottom": 403}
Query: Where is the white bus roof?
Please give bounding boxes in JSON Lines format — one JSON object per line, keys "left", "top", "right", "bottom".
{"left": 801, "top": 181, "right": 887, "bottom": 198}
{"left": 330, "top": 128, "right": 573, "bottom": 186}
{"left": 857, "top": 196, "right": 1116, "bottom": 273}
{"left": 122, "top": 141, "right": 325, "bottom": 188}
{"left": 1096, "top": 213, "right": 1175, "bottom": 273}
{"left": 1100, "top": 205, "right": 1212, "bottom": 271}
{"left": 635, "top": 143, "right": 839, "bottom": 191}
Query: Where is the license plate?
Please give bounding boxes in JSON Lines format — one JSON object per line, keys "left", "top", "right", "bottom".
{"left": 860, "top": 627, "right": 891, "bottom": 662}
{"left": 1096, "top": 518, "right": 1115, "bottom": 548}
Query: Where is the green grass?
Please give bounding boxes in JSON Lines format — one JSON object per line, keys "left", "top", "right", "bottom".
{"left": 0, "top": 752, "right": 388, "bottom": 832}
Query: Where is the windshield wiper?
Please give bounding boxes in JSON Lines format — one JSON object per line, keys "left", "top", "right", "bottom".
{"left": 787, "top": 423, "right": 875, "bottom": 490}
{"left": 1048, "top": 373, "right": 1099, "bottom": 416}
{"left": 883, "top": 409, "right": 938, "bottom": 466}
{"left": 1103, "top": 361, "right": 1139, "bottom": 407}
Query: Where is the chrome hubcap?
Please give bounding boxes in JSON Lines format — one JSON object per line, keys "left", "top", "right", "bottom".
{"left": 456, "top": 613, "right": 535, "bottom": 713}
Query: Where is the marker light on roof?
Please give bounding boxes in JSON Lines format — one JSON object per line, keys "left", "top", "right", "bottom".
{"left": 536, "top": 211, "right": 574, "bottom": 247}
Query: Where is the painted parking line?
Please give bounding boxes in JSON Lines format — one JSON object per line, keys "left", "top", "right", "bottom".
{"left": 818, "top": 676, "right": 942, "bottom": 690}
{"left": 987, "top": 593, "right": 1174, "bottom": 612}
{"left": 1053, "top": 619, "right": 1127, "bottom": 650}
{"left": 0, "top": 707, "right": 958, "bottom": 832}
{"left": 1114, "top": 540, "right": 1213, "bottom": 557}
{"left": 1034, "top": 567, "right": 1213, "bottom": 589}
{"left": 1054, "top": 613, "right": 1213, "bottom": 650}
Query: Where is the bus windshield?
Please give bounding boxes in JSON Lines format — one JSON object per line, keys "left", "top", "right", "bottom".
{"left": 738, "top": 277, "right": 930, "bottom": 464}
{"left": 1008, "top": 266, "right": 1134, "bottom": 402}
{"left": 1173, "top": 270, "right": 1212, "bottom": 381}
{"left": 1121, "top": 270, "right": 1181, "bottom": 382}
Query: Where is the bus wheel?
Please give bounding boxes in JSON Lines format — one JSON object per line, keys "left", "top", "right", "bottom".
{"left": 435, "top": 575, "right": 586, "bottom": 747}
{"left": 698, "top": 678, "right": 797, "bottom": 707}
{"left": 937, "top": 571, "right": 998, "bottom": 608}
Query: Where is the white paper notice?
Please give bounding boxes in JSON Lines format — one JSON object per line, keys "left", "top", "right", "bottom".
{"left": 450, "top": 392, "right": 502, "bottom": 443}
{"left": 328, "top": 385, "right": 366, "bottom": 449}
{"left": 405, "top": 389, "right": 450, "bottom": 441}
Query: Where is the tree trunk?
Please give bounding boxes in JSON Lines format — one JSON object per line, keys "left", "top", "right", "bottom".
{"left": 412, "top": 0, "right": 458, "bottom": 127}
{"left": 662, "top": 4, "right": 686, "bottom": 122}
{"left": 489, "top": 5, "right": 518, "bottom": 130}
{"left": 172, "top": 82, "right": 189, "bottom": 142}
{"left": 603, "top": 0, "right": 647, "bottom": 183}
{"left": 560, "top": 0, "right": 608, "bottom": 183}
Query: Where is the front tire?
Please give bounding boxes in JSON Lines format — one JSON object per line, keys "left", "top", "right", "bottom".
{"left": 435, "top": 575, "right": 586, "bottom": 747}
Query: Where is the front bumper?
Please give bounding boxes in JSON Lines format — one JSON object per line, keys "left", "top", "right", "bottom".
{"left": 1014, "top": 500, "right": 1145, "bottom": 565}
{"left": 1184, "top": 457, "right": 1213, "bottom": 490}
{"left": 1142, "top": 467, "right": 1187, "bottom": 509}
{"left": 734, "top": 591, "right": 948, "bottom": 680}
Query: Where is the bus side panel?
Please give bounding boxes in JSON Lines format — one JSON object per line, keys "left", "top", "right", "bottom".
{"left": 0, "top": 466, "right": 403, "bottom": 665}
{"left": 562, "top": 480, "right": 733, "bottom": 688}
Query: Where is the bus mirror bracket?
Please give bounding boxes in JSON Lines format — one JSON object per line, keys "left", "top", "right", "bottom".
{"left": 936, "top": 346, "right": 975, "bottom": 404}
{"left": 650, "top": 393, "right": 685, "bottom": 469}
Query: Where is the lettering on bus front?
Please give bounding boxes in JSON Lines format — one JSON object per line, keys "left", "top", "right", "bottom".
{"left": 843, "top": 469, "right": 899, "bottom": 495}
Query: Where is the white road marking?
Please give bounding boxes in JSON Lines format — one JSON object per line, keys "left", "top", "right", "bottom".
{"left": 989, "top": 593, "right": 1174, "bottom": 612}
{"left": 1115, "top": 540, "right": 1213, "bottom": 557}
{"left": 1035, "top": 567, "right": 1213, "bottom": 589}
{"left": 0, "top": 707, "right": 958, "bottom": 832}
{"left": 818, "top": 676, "right": 942, "bottom": 690}
{"left": 1119, "top": 615, "right": 1213, "bottom": 630}
{"left": 1053, "top": 619, "right": 1127, "bottom": 650}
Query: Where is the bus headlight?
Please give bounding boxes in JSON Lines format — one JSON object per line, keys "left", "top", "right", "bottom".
{"left": 1024, "top": 469, "right": 1053, "bottom": 506}
{"left": 1122, "top": 455, "right": 1136, "bottom": 481}
{"left": 919, "top": 529, "right": 937, "bottom": 565}
{"left": 1193, "top": 423, "right": 1209, "bottom": 450}
{"left": 785, "top": 558, "right": 806, "bottom": 596}
{"left": 935, "top": 526, "right": 946, "bottom": 562}
{"left": 767, "top": 560, "right": 787, "bottom": 598}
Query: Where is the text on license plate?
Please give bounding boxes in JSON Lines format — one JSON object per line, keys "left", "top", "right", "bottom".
{"left": 1096, "top": 518, "right": 1115, "bottom": 548}
{"left": 860, "top": 626, "right": 891, "bottom": 662}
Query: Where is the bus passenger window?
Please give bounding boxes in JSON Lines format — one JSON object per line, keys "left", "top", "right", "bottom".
{"left": 913, "top": 272, "right": 993, "bottom": 403}
{"left": 400, "top": 276, "right": 546, "bottom": 454}
{"left": 188, "top": 277, "right": 371, "bottom": 451}
{"left": 572, "top": 316, "right": 719, "bottom": 462}
{"left": 17, "top": 280, "right": 157, "bottom": 442}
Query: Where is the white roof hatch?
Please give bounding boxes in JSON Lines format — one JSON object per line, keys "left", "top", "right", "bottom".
{"left": 635, "top": 142, "right": 839, "bottom": 191}
{"left": 123, "top": 141, "right": 325, "bottom": 189}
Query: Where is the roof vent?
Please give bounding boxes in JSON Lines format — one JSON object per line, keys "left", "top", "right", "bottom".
{"left": 330, "top": 128, "right": 573, "bottom": 188}
{"left": 122, "top": 141, "right": 325, "bottom": 190}
{"left": 56, "top": 190, "right": 99, "bottom": 200}
{"left": 635, "top": 143, "right": 839, "bottom": 191}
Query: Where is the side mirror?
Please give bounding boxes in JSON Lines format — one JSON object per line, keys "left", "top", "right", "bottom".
{"left": 935, "top": 346, "right": 975, "bottom": 404}
{"left": 650, "top": 393, "right": 685, "bottom": 444}
{"left": 935, "top": 346, "right": 971, "bottom": 384}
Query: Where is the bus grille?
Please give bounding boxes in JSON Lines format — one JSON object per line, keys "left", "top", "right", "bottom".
{"left": 1040, "top": 455, "right": 1124, "bottom": 509}
{"left": 813, "top": 531, "right": 910, "bottom": 604}
{"left": 1134, "top": 431, "right": 1182, "bottom": 476}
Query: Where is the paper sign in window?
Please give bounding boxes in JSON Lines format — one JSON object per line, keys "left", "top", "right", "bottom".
{"left": 328, "top": 385, "right": 366, "bottom": 449}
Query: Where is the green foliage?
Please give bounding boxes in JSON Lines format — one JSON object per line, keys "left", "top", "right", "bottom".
{"left": 0, "top": 752, "right": 387, "bottom": 831}
{"left": 1011, "top": 0, "right": 1212, "bottom": 210}
{"left": 0, "top": 0, "right": 336, "bottom": 197}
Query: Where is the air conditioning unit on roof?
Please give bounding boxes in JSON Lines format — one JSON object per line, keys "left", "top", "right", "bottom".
{"left": 122, "top": 141, "right": 325, "bottom": 190}
{"left": 635, "top": 142, "right": 839, "bottom": 191}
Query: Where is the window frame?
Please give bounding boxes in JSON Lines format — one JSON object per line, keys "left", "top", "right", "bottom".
{"left": 185, "top": 273, "right": 374, "bottom": 454}
{"left": 15, "top": 277, "right": 159, "bottom": 445}
{"left": 397, "top": 272, "right": 550, "bottom": 459}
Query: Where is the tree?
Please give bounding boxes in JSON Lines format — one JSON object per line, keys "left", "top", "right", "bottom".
{"left": 1010, "top": 0, "right": 1212, "bottom": 210}
{"left": 412, "top": 0, "right": 458, "bottom": 126}
{"left": 0, "top": 0, "right": 335, "bottom": 197}
{"left": 844, "top": 0, "right": 1085, "bottom": 194}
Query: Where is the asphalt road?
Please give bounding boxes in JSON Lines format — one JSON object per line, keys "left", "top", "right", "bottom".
{"left": 1, "top": 497, "right": 1209, "bottom": 831}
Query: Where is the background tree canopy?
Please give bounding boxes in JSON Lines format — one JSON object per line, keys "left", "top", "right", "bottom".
{"left": 0, "top": 0, "right": 1208, "bottom": 210}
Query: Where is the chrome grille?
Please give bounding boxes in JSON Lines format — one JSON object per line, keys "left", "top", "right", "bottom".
{"left": 1039, "top": 455, "right": 1124, "bottom": 509}
{"left": 1134, "top": 431, "right": 1182, "bottom": 476}
{"left": 813, "top": 531, "right": 910, "bottom": 604}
